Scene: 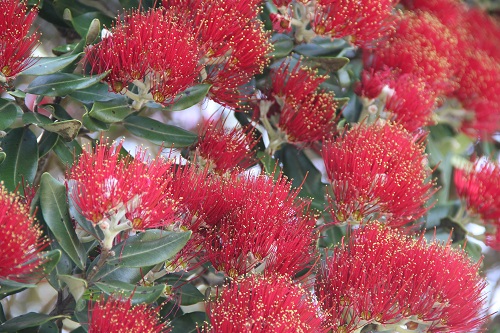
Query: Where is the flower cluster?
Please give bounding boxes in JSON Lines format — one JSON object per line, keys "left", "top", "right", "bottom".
{"left": 202, "top": 274, "right": 324, "bottom": 333}
{"left": 67, "top": 140, "right": 179, "bottom": 249}
{"left": 0, "top": 184, "right": 47, "bottom": 282}
{"left": 86, "top": 0, "right": 271, "bottom": 108}
{"left": 88, "top": 295, "right": 169, "bottom": 333}
{"left": 193, "top": 118, "right": 259, "bottom": 173}
{"left": 322, "top": 122, "right": 435, "bottom": 226}
{"left": 455, "top": 158, "right": 500, "bottom": 250}
{"left": 0, "top": 0, "right": 39, "bottom": 81}
{"left": 312, "top": 0, "right": 398, "bottom": 46}
{"left": 315, "top": 222, "right": 487, "bottom": 333}
{"left": 169, "top": 165, "right": 318, "bottom": 278}
{"left": 358, "top": 0, "right": 500, "bottom": 137}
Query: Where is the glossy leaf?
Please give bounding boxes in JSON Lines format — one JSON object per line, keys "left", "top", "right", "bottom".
{"left": 52, "top": 139, "right": 82, "bottom": 167}
{"left": 26, "top": 72, "right": 109, "bottom": 97}
{"left": 88, "top": 100, "right": 132, "bottom": 123}
{"left": 0, "top": 99, "right": 21, "bottom": 130}
{"left": 123, "top": 115, "right": 198, "bottom": 147}
{"left": 40, "top": 173, "right": 86, "bottom": 269}
{"left": 0, "top": 313, "right": 66, "bottom": 332}
{"left": 0, "top": 128, "right": 38, "bottom": 192}
{"left": 87, "top": 257, "right": 154, "bottom": 284}
{"left": 19, "top": 53, "right": 82, "bottom": 76}
{"left": 22, "top": 112, "right": 52, "bottom": 126}
{"left": 82, "top": 113, "right": 111, "bottom": 131}
{"left": 165, "top": 84, "right": 211, "bottom": 111}
{"left": 59, "top": 275, "right": 87, "bottom": 302}
{"left": 41, "top": 249, "right": 62, "bottom": 276}
{"left": 170, "top": 312, "right": 207, "bottom": 333}
{"left": 94, "top": 280, "right": 166, "bottom": 304}
{"left": 302, "top": 56, "right": 350, "bottom": 73}
{"left": 269, "top": 34, "right": 294, "bottom": 58}
{"left": 0, "top": 279, "right": 35, "bottom": 296}
{"left": 106, "top": 229, "right": 191, "bottom": 267}
{"left": 69, "top": 83, "right": 121, "bottom": 103}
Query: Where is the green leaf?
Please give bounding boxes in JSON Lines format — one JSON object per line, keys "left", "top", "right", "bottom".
{"left": 65, "top": 10, "right": 112, "bottom": 38}
{"left": 88, "top": 100, "right": 132, "bottom": 123}
{"left": 39, "top": 132, "right": 59, "bottom": 159}
{"left": 40, "top": 120, "right": 82, "bottom": 142}
{"left": 52, "top": 139, "right": 82, "bottom": 167}
{"left": 165, "top": 84, "right": 212, "bottom": 111}
{"left": 40, "top": 173, "right": 86, "bottom": 270}
{"left": 22, "top": 112, "right": 52, "bottom": 126}
{"left": 294, "top": 38, "right": 348, "bottom": 57}
{"left": 38, "top": 321, "right": 59, "bottom": 333}
{"left": 41, "top": 249, "right": 62, "bottom": 276}
{"left": 58, "top": 275, "right": 87, "bottom": 302}
{"left": 87, "top": 261, "right": 154, "bottom": 284}
{"left": 0, "top": 279, "right": 35, "bottom": 296}
{"left": 0, "top": 128, "right": 38, "bottom": 192}
{"left": 52, "top": 43, "right": 78, "bottom": 56}
{"left": 94, "top": 280, "right": 166, "bottom": 304}
{"left": 269, "top": 34, "right": 294, "bottom": 58}
{"left": 0, "top": 313, "right": 66, "bottom": 332}
{"left": 277, "top": 144, "right": 324, "bottom": 200}
{"left": 258, "top": 151, "right": 281, "bottom": 179}
{"left": 69, "top": 83, "right": 121, "bottom": 103}
{"left": 123, "top": 115, "right": 198, "bottom": 147}
{"left": 170, "top": 312, "right": 207, "bottom": 333}
{"left": 19, "top": 53, "right": 83, "bottom": 76}
{"left": 176, "top": 283, "right": 205, "bottom": 306}
{"left": 0, "top": 153, "right": 5, "bottom": 165}
{"left": 82, "top": 113, "right": 111, "bottom": 131}
{"left": 0, "top": 99, "right": 21, "bottom": 130}
{"left": 26, "top": 72, "right": 109, "bottom": 97}
{"left": 106, "top": 230, "right": 191, "bottom": 267}
{"left": 453, "top": 240, "right": 483, "bottom": 263}
{"left": 335, "top": 97, "right": 350, "bottom": 109}
{"left": 318, "top": 225, "right": 343, "bottom": 248}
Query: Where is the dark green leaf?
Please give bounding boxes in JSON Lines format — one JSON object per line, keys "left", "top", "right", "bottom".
{"left": 66, "top": 11, "right": 112, "bottom": 38}
{"left": 269, "top": 34, "right": 294, "bottom": 58}
{"left": 294, "top": 39, "right": 347, "bottom": 57}
{"left": 22, "top": 113, "right": 52, "bottom": 126}
{"left": 170, "top": 312, "right": 207, "bottom": 333}
{"left": 38, "top": 321, "right": 59, "bottom": 333}
{"left": 0, "top": 279, "right": 35, "bottom": 296}
{"left": 26, "top": 72, "right": 109, "bottom": 97}
{"left": 123, "top": 115, "right": 198, "bottom": 147}
{"left": 40, "top": 173, "right": 86, "bottom": 269}
{"left": 87, "top": 257, "right": 154, "bottom": 284}
{"left": 165, "top": 84, "right": 212, "bottom": 111}
{"left": 277, "top": 144, "right": 324, "bottom": 200}
{"left": 0, "top": 128, "right": 38, "bottom": 192}
{"left": 257, "top": 151, "right": 281, "bottom": 179}
{"left": 69, "top": 83, "right": 122, "bottom": 103}
{"left": 0, "top": 99, "right": 21, "bottom": 130}
{"left": 0, "top": 153, "right": 5, "bottom": 165}
{"left": 39, "top": 132, "right": 59, "bottom": 157}
{"left": 94, "top": 280, "right": 166, "bottom": 304}
{"left": 52, "top": 43, "right": 78, "bottom": 56}
{"left": 318, "top": 225, "right": 343, "bottom": 248}
{"left": 175, "top": 283, "right": 205, "bottom": 306}
{"left": 41, "top": 249, "right": 62, "bottom": 276}
{"left": 41, "top": 104, "right": 73, "bottom": 121}
{"left": 53, "top": 139, "right": 82, "bottom": 167}
{"left": 335, "top": 97, "right": 350, "bottom": 109}
{"left": 302, "top": 56, "right": 350, "bottom": 73}
{"left": 82, "top": 112, "right": 110, "bottom": 131}
{"left": 106, "top": 230, "right": 191, "bottom": 267}
{"left": 453, "top": 240, "right": 483, "bottom": 263}
{"left": 19, "top": 53, "right": 83, "bottom": 76}
{"left": 0, "top": 313, "right": 66, "bottom": 332}
{"left": 88, "top": 100, "right": 131, "bottom": 123}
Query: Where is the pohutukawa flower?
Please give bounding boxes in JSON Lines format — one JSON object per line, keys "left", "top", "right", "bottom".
{"left": 203, "top": 172, "right": 318, "bottom": 278}
{"left": 88, "top": 295, "right": 169, "bottom": 333}
{"left": 202, "top": 274, "right": 325, "bottom": 333}
{"left": 366, "top": 11, "right": 459, "bottom": 96}
{"left": 322, "top": 122, "right": 435, "bottom": 226}
{"left": 454, "top": 157, "right": 500, "bottom": 223}
{"left": 67, "top": 139, "right": 179, "bottom": 248}
{"left": 84, "top": 8, "right": 202, "bottom": 104}
{"left": 194, "top": 118, "right": 259, "bottom": 172}
{"left": 315, "top": 222, "right": 487, "bottom": 333}
{"left": 278, "top": 91, "right": 339, "bottom": 143}
{"left": 312, "top": 0, "right": 398, "bottom": 46}
{"left": 0, "top": 0, "right": 39, "bottom": 80}
{"left": 270, "top": 13, "right": 292, "bottom": 33}
{"left": 0, "top": 184, "right": 47, "bottom": 282}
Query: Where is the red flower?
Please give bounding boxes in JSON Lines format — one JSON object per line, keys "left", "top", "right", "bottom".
{"left": 322, "top": 122, "right": 435, "bottom": 226}
{"left": 88, "top": 295, "right": 169, "bottom": 333}
{"left": 278, "top": 91, "right": 339, "bottom": 143}
{"left": 85, "top": 8, "right": 201, "bottom": 104}
{"left": 67, "top": 140, "right": 178, "bottom": 231}
{"left": 312, "top": 0, "right": 398, "bottom": 46}
{"left": 0, "top": 0, "right": 39, "bottom": 79}
{"left": 0, "top": 184, "right": 47, "bottom": 282}
{"left": 455, "top": 158, "right": 500, "bottom": 223}
{"left": 270, "top": 13, "right": 292, "bottom": 33}
{"left": 315, "top": 222, "right": 487, "bottom": 333}
{"left": 384, "top": 74, "right": 437, "bottom": 132}
{"left": 366, "top": 11, "right": 459, "bottom": 96}
{"left": 195, "top": 118, "right": 258, "bottom": 172}
{"left": 203, "top": 172, "right": 318, "bottom": 278}
{"left": 202, "top": 274, "right": 325, "bottom": 333}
